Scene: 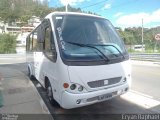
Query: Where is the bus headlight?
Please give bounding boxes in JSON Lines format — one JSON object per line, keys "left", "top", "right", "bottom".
{"left": 70, "top": 84, "right": 76, "bottom": 90}
{"left": 78, "top": 86, "right": 83, "bottom": 92}
{"left": 67, "top": 83, "right": 87, "bottom": 93}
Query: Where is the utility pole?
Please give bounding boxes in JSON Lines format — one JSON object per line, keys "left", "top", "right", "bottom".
{"left": 66, "top": 4, "right": 68, "bottom": 12}
{"left": 141, "top": 19, "right": 144, "bottom": 52}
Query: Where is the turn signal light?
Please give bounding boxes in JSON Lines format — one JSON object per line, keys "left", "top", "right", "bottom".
{"left": 63, "top": 83, "right": 69, "bottom": 88}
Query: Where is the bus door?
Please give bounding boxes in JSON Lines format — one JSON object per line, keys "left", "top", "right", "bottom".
{"left": 33, "top": 25, "right": 45, "bottom": 82}
{"left": 34, "top": 51, "right": 44, "bottom": 81}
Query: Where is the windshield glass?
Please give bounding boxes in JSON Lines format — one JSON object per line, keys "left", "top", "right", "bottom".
{"left": 53, "top": 15, "right": 127, "bottom": 62}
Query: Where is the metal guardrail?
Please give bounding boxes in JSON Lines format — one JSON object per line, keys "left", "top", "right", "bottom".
{"left": 130, "top": 53, "right": 160, "bottom": 62}
{"left": 0, "top": 53, "right": 160, "bottom": 62}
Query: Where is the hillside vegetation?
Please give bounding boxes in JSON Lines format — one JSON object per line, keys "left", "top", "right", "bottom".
{"left": 0, "top": 0, "right": 94, "bottom": 25}
{"left": 118, "top": 27, "right": 160, "bottom": 52}
{"left": 0, "top": 0, "right": 160, "bottom": 53}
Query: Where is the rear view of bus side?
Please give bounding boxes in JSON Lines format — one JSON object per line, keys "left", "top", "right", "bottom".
{"left": 26, "top": 12, "right": 131, "bottom": 109}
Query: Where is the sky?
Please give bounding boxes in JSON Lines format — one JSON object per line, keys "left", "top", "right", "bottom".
{"left": 46, "top": 0, "right": 160, "bottom": 28}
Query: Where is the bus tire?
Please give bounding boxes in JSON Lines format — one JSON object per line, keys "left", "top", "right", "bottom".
{"left": 46, "top": 79, "right": 60, "bottom": 107}
{"left": 28, "top": 66, "right": 35, "bottom": 80}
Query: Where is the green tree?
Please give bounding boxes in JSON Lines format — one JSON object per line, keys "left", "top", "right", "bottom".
{"left": 0, "top": 34, "right": 16, "bottom": 54}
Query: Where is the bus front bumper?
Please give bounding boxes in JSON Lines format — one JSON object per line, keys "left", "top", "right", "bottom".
{"left": 61, "top": 83, "right": 129, "bottom": 109}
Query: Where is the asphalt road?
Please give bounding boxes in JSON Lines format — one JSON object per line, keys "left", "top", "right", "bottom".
{"left": 131, "top": 62, "right": 160, "bottom": 101}
{"left": 0, "top": 54, "right": 160, "bottom": 120}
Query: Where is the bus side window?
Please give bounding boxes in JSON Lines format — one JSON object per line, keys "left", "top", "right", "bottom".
{"left": 44, "top": 26, "right": 57, "bottom": 62}
{"left": 32, "top": 31, "right": 38, "bottom": 51}
{"left": 26, "top": 37, "right": 30, "bottom": 51}
{"left": 29, "top": 34, "right": 33, "bottom": 51}
{"left": 32, "top": 29, "right": 43, "bottom": 52}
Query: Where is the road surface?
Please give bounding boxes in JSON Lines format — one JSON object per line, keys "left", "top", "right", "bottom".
{"left": 0, "top": 54, "right": 160, "bottom": 120}
{"left": 131, "top": 61, "right": 160, "bottom": 101}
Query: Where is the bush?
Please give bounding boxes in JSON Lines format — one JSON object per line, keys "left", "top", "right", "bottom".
{"left": 0, "top": 34, "right": 16, "bottom": 54}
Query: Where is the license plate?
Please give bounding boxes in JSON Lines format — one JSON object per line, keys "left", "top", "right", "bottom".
{"left": 98, "top": 94, "right": 112, "bottom": 100}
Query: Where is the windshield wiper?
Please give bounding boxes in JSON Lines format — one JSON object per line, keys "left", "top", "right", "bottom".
{"left": 65, "top": 41, "right": 110, "bottom": 62}
{"left": 90, "top": 44, "right": 125, "bottom": 59}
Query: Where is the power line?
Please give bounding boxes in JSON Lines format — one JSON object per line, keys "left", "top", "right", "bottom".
{"left": 80, "top": 0, "right": 139, "bottom": 14}
{"left": 81, "top": 0, "right": 108, "bottom": 9}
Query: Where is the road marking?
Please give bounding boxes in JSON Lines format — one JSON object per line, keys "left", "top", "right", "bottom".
{"left": 131, "top": 60, "right": 160, "bottom": 67}
{"left": 121, "top": 90, "right": 160, "bottom": 112}
{"left": 0, "top": 58, "right": 13, "bottom": 59}
{"left": 0, "top": 58, "right": 26, "bottom": 60}
{"left": 130, "top": 90, "right": 153, "bottom": 99}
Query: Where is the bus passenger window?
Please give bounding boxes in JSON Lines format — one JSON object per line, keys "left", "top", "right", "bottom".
{"left": 29, "top": 34, "right": 33, "bottom": 51}
{"left": 32, "top": 32, "right": 38, "bottom": 51}
{"left": 26, "top": 37, "right": 30, "bottom": 51}
{"left": 44, "top": 27, "right": 56, "bottom": 62}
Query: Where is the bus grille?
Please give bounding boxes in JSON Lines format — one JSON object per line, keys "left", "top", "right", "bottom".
{"left": 87, "top": 77, "right": 122, "bottom": 88}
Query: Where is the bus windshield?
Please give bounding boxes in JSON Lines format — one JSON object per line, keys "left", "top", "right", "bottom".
{"left": 53, "top": 15, "right": 128, "bottom": 63}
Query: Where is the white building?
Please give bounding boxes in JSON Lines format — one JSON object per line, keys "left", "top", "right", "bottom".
{"left": 5, "top": 25, "right": 21, "bottom": 34}
{"left": 16, "top": 32, "right": 30, "bottom": 54}
{"left": 28, "top": 16, "right": 41, "bottom": 27}
{"left": 1, "top": 16, "right": 41, "bottom": 54}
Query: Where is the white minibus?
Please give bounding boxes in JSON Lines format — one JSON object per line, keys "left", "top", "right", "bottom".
{"left": 26, "top": 12, "right": 131, "bottom": 109}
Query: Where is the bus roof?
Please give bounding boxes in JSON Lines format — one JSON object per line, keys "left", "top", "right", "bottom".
{"left": 45, "top": 12, "right": 106, "bottom": 20}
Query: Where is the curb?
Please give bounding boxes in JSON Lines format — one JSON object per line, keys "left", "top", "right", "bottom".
{"left": 28, "top": 78, "right": 51, "bottom": 114}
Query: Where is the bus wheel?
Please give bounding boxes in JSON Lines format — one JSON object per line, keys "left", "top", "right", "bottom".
{"left": 46, "top": 81, "right": 54, "bottom": 103}
{"left": 28, "top": 66, "right": 34, "bottom": 80}
{"left": 46, "top": 80, "right": 60, "bottom": 107}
